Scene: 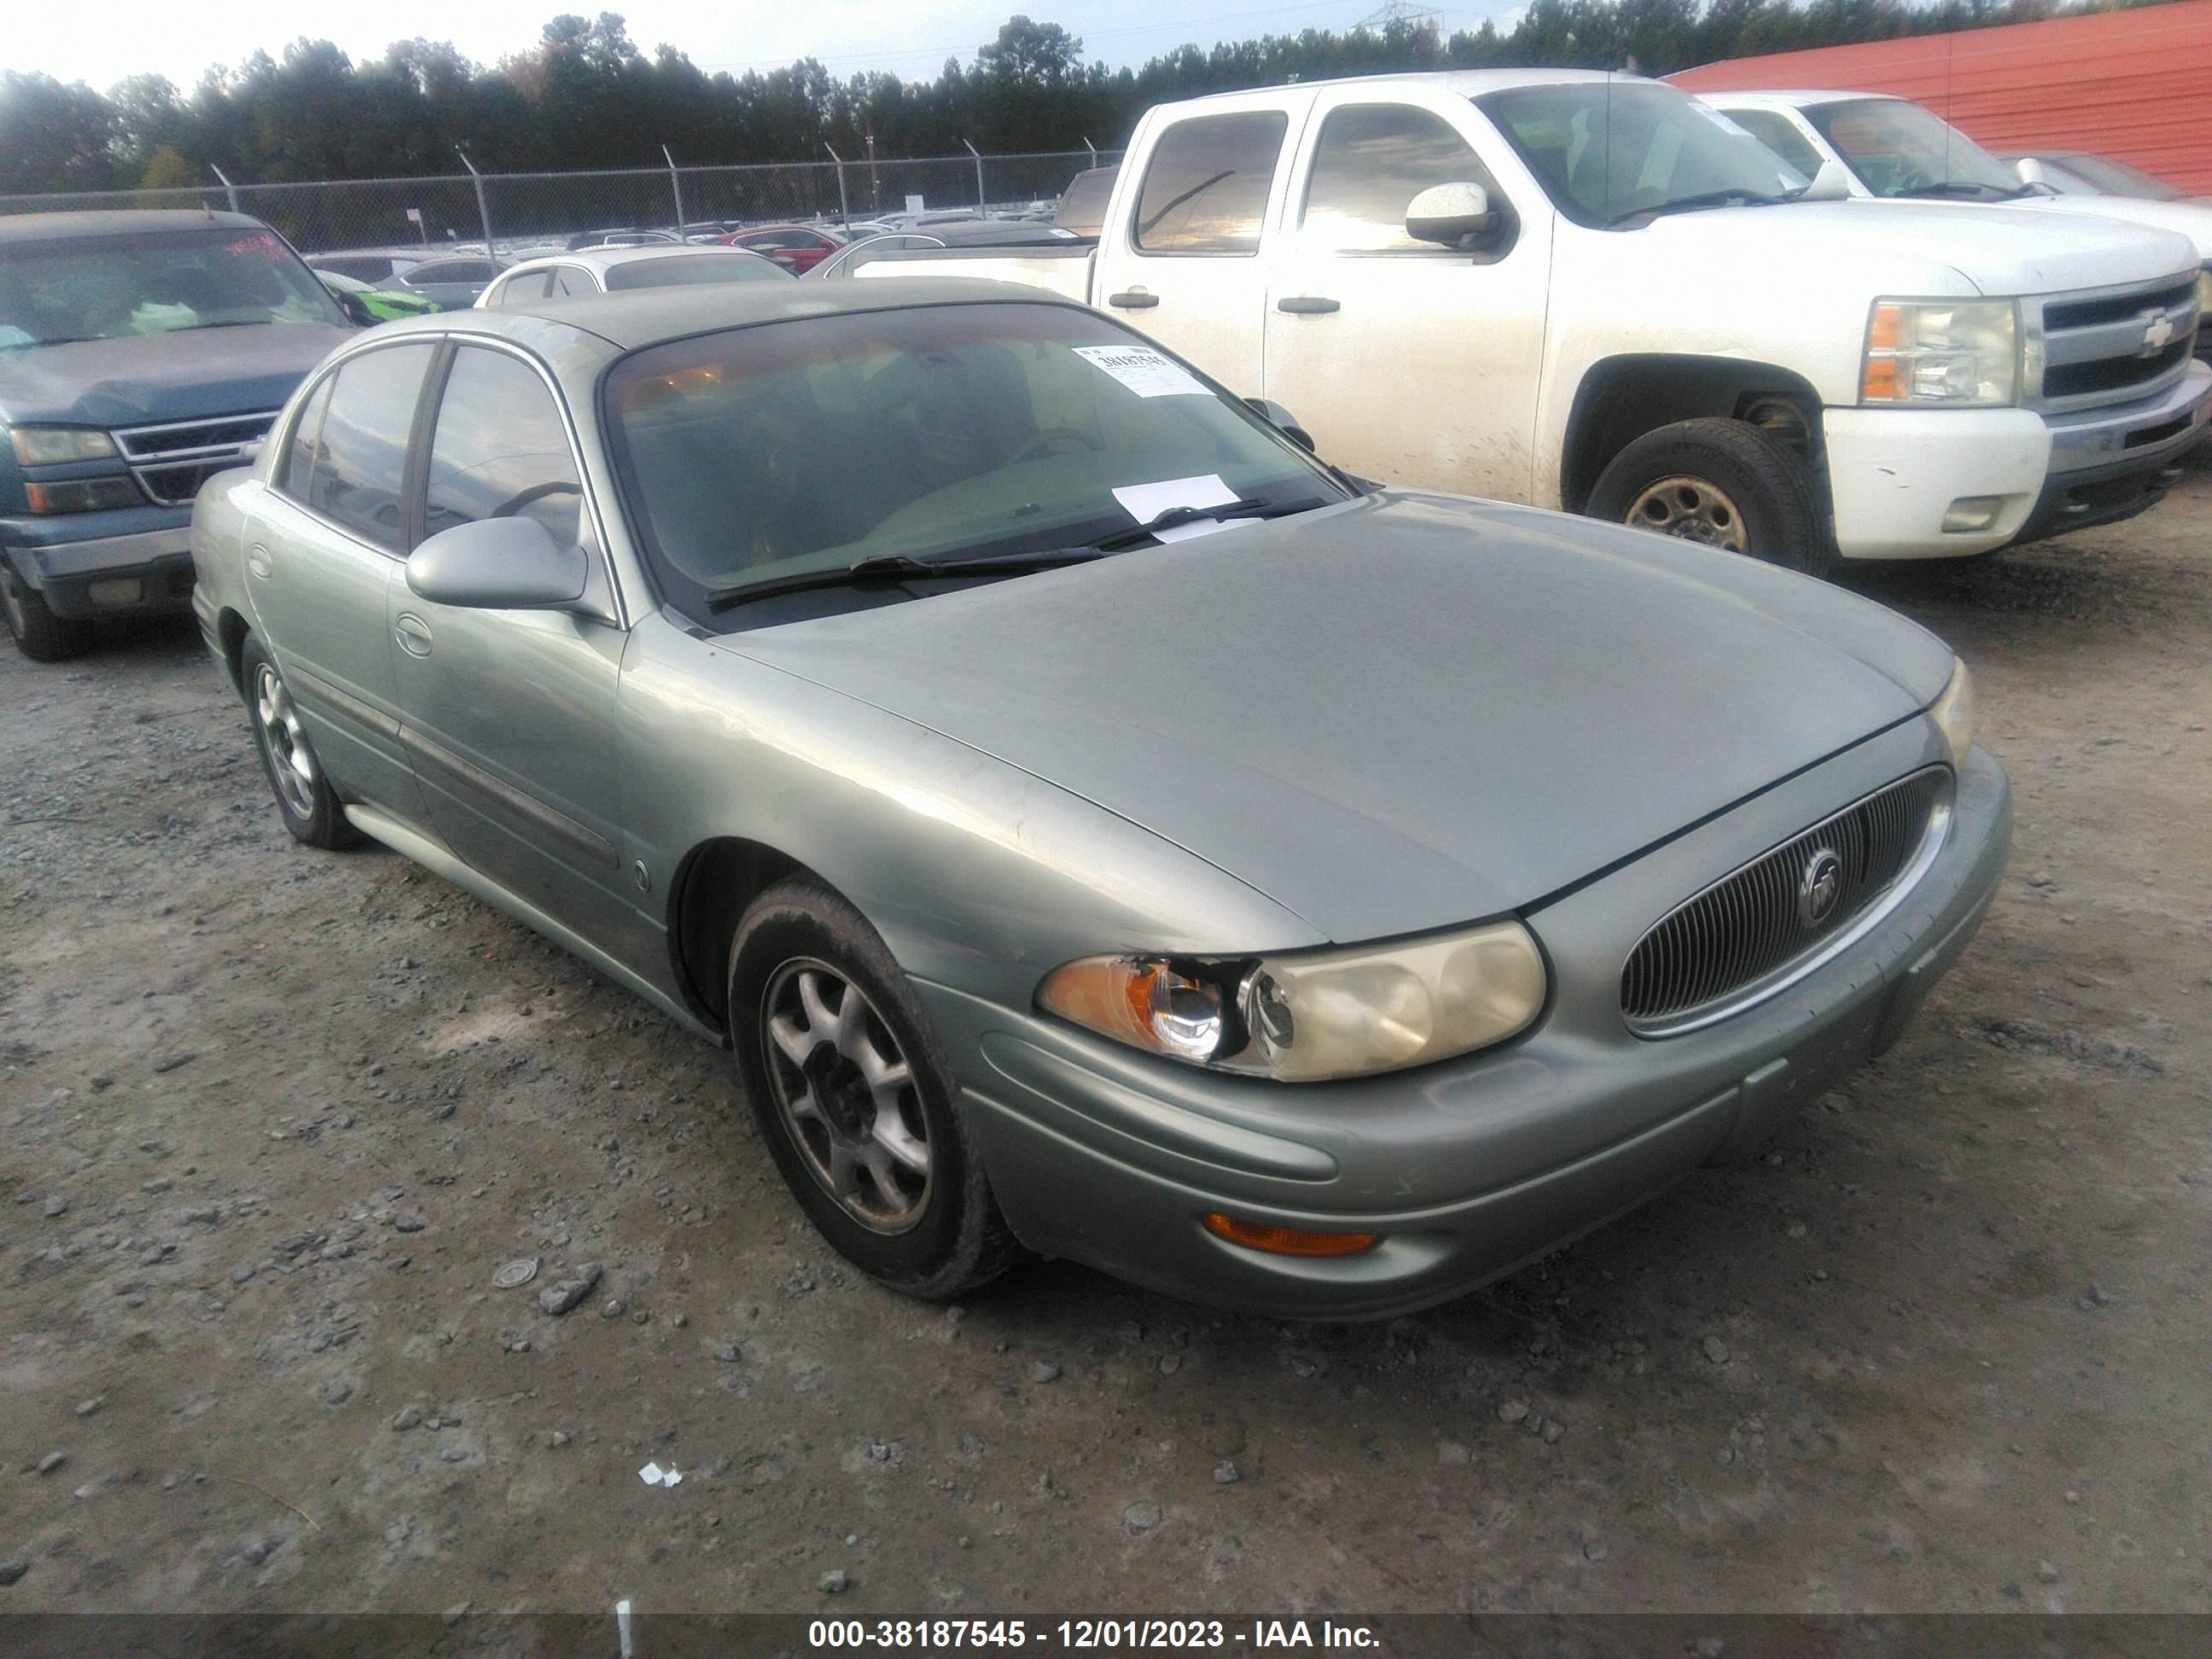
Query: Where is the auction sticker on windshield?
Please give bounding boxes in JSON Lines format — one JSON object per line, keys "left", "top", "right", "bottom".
{"left": 1073, "top": 344, "right": 1210, "bottom": 398}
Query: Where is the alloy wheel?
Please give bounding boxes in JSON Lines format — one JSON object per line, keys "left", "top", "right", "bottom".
{"left": 253, "top": 663, "right": 320, "bottom": 819}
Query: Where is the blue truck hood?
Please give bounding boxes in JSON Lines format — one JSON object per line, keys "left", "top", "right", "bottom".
{"left": 0, "top": 322, "right": 349, "bottom": 428}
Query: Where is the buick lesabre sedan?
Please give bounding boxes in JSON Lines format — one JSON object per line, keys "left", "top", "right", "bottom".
{"left": 190, "top": 280, "right": 2010, "bottom": 1317}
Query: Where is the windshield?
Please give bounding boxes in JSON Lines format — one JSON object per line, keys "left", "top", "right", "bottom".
{"left": 1476, "top": 80, "right": 1806, "bottom": 227}
{"left": 0, "top": 226, "right": 346, "bottom": 350}
{"left": 1804, "top": 99, "right": 2027, "bottom": 199}
{"left": 604, "top": 253, "right": 795, "bottom": 291}
{"left": 604, "top": 302, "right": 1342, "bottom": 620}
{"left": 2051, "top": 154, "right": 2183, "bottom": 201}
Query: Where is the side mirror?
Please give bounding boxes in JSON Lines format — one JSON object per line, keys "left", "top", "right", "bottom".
{"left": 405, "top": 516, "right": 589, "bottom": 610}
{"left": 1244, "top": 396, "right": 1316, "bottom": 453}
{"left": 1797, "top": 159, "right": 1855, "bottom": 201}
{"left": 1406, "top": 182, "right": 1495, "bottom": 247}
{"left": 335, "top": 289, "right": 378, "bottom": 328}
{"left": 2012, "top": 156, "right": 2056, "bottom": 193}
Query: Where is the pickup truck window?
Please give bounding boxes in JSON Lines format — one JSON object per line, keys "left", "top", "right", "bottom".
{"left": 1723, "top": 108, "right": 1825, "bottom": 180}
{"left": 424, "top": 346, "right": 584, "bottom": 549}
{"left": 0, "top": 226, "right": 346, "bottom": 349}
{"left": 1803, "top": 98, "right": 2029, "bottom": 201}
{"left": 1301, "top": 104, "right": 1500, "bottom": 253}
{"left": 1132, "top": 112, "right": 1289, "bottom": 254}
{"left": 306, "top": 342, "right": 437, "bottom": 553}
{"left": 603, "top": 302, "right": 1341, "bottom": 619}
{"left": 1476, "top": 82, "right": 1802, "bottom": 229}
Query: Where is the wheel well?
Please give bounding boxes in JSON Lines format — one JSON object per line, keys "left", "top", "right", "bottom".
{"left": 217, "top": 608, "right": 251, "bottom": 694}
{"left": 668, "top": 837, "right": 812, "bottom": 1033}
{"left": 1561, "top": 357, "right": 1825, "bottom": 514}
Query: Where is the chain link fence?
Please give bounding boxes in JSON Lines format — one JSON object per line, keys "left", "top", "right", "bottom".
{"left": 0, "top": 149, "right": 1120, "bottom": 260}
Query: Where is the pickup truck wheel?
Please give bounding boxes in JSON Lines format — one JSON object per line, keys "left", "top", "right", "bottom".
{"left": 239, "top": 635, "right": 361, "bottom": 849}
{"left": 1587, "top": 418, "right": 1836, "bottom": 580}
{"left": 729, "top": 878, "right": 1027, "bottom": 1301}
{"left": 2, "top": 567, "right": 96, "bottom": 662}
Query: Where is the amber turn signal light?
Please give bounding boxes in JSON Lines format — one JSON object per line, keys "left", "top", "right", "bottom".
{"left": 1201, "top": 1213, "right": 1381, "bottom": 1258}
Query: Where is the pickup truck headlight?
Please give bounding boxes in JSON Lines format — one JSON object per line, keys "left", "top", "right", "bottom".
{"left": 1038, "top": 920, "right": 1547, "bottom": 1083}
{"left": 25, "top": 477, "right": 145, "bottom": 515}
{"left": 2196, "top": 266, "right": 2211, "bottom": 324}
{"left": 1861, "top": 300, "right": 2019, "bottom": 407}
{"left": 1929, "top": 656, "right": 1976, "bottom": 770}
{"left": 8, "top": 426, "right": 119, "bottom": 466}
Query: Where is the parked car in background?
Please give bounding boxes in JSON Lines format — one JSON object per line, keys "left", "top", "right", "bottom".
{"left": 719, "top": 224, "right": 847, "bottom": 274}
{"left": 316, "top": 268, "right": 442, "bottom": 323}
{"left": 189, "top": 277, "right": 2009, "bottom": 1314}
{"left": 389, "top": 256, "right": 508, "bottom": 310}
{"left": 812, "top": 220, "right": 1078, "bottom": 279}
{"left": 476, "top": 245, "right": 793, "bottom": 308}
{"left": 307, "top": 251, "right": 425, "bottom": 286}
{"left": 1053, "top": 166, "right": 1119, "bottom": 238}
{"left": 566, "top": 229, "right": 681, "bottom": 250}
{"left": 1, "top": 210, "right": 352, "bottom": 661}
{"left": 881, "top": 71, "right": 2209, "bottom": 573}
{"left": 2000, "top": 149, "right": 2209, "bottom": 206}
{"left": 1710, "top": 91, "right": 2212, "bottom": 360}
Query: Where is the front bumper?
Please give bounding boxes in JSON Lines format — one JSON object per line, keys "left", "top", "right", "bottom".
{"left": 1, "top": 515, "right": 196, "bottom": 620}
{"left": 2011, "top": 361, "right": 2212, "bottom": 545}
{"left": 923, "top": 726, "right": 2011, "bottom": 1319}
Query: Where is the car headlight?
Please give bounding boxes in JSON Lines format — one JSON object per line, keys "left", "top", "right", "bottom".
{"left": 1037, "top": 920, "right": 1547, "bottom": 1083}
{"left": 1929, "top": 656, "right": 1976, "bottom": 770}
{"left": 1861, "top": 300, "right": 2019, "bottom": 407}
{"left": 25, "top": 477, "right": 145, "bottom": 515}
{"left": 8, "top": 426, "right": 119, "bottom": 466}
{"left": 2196, "top": 266, "right": 2211, "bottom": 327}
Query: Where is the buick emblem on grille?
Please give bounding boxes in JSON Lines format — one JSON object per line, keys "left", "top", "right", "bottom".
{"left": 1797, "top": 848, "right": 1843, "bottom": 928}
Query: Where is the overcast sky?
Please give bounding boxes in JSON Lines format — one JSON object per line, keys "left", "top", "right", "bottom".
{"left": 21, "top": 0, "right": 1522, "bottom": 92}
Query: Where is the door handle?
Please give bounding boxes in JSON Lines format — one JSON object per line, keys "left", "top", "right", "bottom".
{"left": 1276, "top": 296, "right": 1341, "bottom": 315}
{"left": 246, "top": 544, "right": 272, "bottom": 579}
{"left": 394, "top": 613, "right": 434, "bottom": 658}
{"left": 1106, "top": 290, "right": 1159, "bottom": 309}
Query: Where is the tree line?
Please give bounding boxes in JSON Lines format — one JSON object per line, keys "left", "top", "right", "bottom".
{"left": 0, "top": 0, "right": 2166, "bottom": 196}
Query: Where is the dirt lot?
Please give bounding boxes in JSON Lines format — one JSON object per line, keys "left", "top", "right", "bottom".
{"left": 3, "top": 451, "right": 2209, "bottom": 1626}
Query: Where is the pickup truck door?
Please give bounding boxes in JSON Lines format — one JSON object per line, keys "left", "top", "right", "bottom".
{"left": 1093, "top": 101, "right": 1302, "bottom": 397}
{"left": 1260, "top": 90, "right": 1551, "bottom": 503}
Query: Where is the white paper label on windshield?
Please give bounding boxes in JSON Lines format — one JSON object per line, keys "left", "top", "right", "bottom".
{"left": 1109, "top": 474, "right": 1264, "bottom": 543}
{"left": 1074, "top": 344, "right": 1210, "bottom": 399}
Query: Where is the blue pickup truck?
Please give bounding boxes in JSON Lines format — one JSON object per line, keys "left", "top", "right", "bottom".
{"left": 1, "top": 210, "right": 352, "bottom": 661}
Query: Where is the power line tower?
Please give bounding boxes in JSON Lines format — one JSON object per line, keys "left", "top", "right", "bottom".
{"left": 1356, "top": 0, "right": 1444, "bottom": 28}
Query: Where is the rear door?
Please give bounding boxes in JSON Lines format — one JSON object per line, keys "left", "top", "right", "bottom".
{"left": 389, "top": 341, "right": 633, "bottom": 942}
{"left": 244, "top": 340, "right": 439, "bottom": 818}
{"left": 1093, "top": 100, "right": 1304, "bottom": 396}
{"left": 1260, "top": 88, "right": 1551, "bottom": 503}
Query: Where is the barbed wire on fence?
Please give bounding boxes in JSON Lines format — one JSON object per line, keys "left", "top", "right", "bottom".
{"left": 0, "top": 149, "right": 1122, "bottom": 259}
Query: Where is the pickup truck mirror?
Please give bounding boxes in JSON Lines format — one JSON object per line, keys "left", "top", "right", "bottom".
{"left": 2013, "top": 157, "right": 2051, "bottom": 188}
{"left": 1797, "top": 160, "right": 1855, "bottom": 202}
{"left": 1243, "top": 397, "right": 1317, "bottom": 452}
{"left": 1406, "top": 183, "right": 1495, "bottom": 248}
{"left": 405, "top": 516, "right": 591, "bottom": 611}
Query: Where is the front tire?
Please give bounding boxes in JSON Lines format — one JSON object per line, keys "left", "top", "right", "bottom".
{"left": 239, "top": 634, "right": 360, "bottom": 849}
{"left": 1586, "top": 416, "right": 1836, "bottom": 580}
{"left": 728, "top": 878, "right": 1024, "bottom": 1299}
{"left": 2, "top": 566, "right": 96, "bottom": 662}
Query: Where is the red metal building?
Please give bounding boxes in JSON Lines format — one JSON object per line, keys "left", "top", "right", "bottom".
{"left": 1670, "top": 0, "right": 2212, "bottom": 195}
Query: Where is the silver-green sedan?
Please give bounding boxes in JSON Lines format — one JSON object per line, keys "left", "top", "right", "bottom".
{"left": 189, "top": 279, "right": 2010, "bottom": 1318}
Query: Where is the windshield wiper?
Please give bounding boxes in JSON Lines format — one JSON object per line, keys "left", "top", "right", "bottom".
{"left": 703, "top": 548, "right": 1105, "bottom": 612}
{"left": 1086, "top": 494, "right": 1327, "bottom": 552}
{"left": 1893, "top": 180, "right": 2034, "bottom": 201}
{"left": 1606, "top": 187, "right": 1791, "bottom": 226}
{"left": 0, "top": 335, "right": 100, "bottom": 352}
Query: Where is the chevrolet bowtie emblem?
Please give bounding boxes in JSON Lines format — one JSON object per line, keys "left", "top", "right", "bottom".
{"left": 2141, "top": 313, "right": 2176, "bottom": 355}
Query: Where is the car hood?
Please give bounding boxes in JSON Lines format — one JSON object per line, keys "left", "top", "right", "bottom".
{"left": 0, "top": 323, "right": 351, "bottom": 428}
{"left": 2019, "top": 194, "right": 2212, "bottom": 261}
{"left": 1635, "top": 199, "right": 2197, "bottom": 296}
{"left": 727, "top": 493, "right": 1956, "bottom": 941}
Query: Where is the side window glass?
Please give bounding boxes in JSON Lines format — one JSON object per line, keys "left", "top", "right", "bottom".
{"left": 550, "top": 267, "right": 592, "bottom": 298}
{"left": 423, "top": 347, "right": 585, "bottom": 550}
{"left": 278, "top": 375, "right": 334, "bottom": 503}
{"left": 1727, "top": 109, "right": 1824, "bottom": 178}
{"left": 497, "top": 271, "right": 553, "bottom": 307}
{"left": 1301, "top": 105, "right": 1498, "bottom": 253}
{"left": 1132, "top": 112, "right": 1289, "bottom": 254}
{"left": 310, "top": 343, "right": 435, "bottom": 550}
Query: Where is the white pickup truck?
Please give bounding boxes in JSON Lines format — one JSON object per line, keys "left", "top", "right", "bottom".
{"left": 864, "top": 69, "right": 2212, "bottom": 575}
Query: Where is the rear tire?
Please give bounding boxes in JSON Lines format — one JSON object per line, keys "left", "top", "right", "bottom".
{"left": 1587, "top": 416, "right": 1837, "bottom": 580}
{"left": 2, "top": 566, "right": 96, "bottom": 662}
{"left": 239, "top": 634, "right": 361, "bottom": 849}
{"left": 729, "top": 877, "right": 1025, "bottom": 1300}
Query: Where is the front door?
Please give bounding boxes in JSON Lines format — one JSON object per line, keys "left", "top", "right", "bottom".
{"left": 389, "top": 342, "right": 633, "bottom": 944}
{"left": 1260, "top": 94, "right": 1551, "bottom": 504}
{"left": 244, "top": 341, "right": 438, "bottom": 816}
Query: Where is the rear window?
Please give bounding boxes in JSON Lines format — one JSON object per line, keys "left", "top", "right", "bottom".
{"left": 1132, "top": 113, "right": 1289, "bottom": 254}
{"left": 604, "top": 253, "right": 794, "bottom": 291}
{"left": 1054, "top": 167, "right": 1119, "bottom": 237}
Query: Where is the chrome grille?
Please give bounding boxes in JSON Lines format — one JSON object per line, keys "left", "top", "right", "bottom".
{"left": 2028, "top": 274, "right": 2201, "bottom": 416}
{"left": 113, "top": 410, "right": 278, "bottom": 507}
{"left": 1621, "top": 768, "right": 1949, "bottom": 1035}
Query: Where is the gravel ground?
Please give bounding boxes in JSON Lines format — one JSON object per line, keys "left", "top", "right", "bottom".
{"left": 2, "top": 451, "right": 2208, "bottom": 1620}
